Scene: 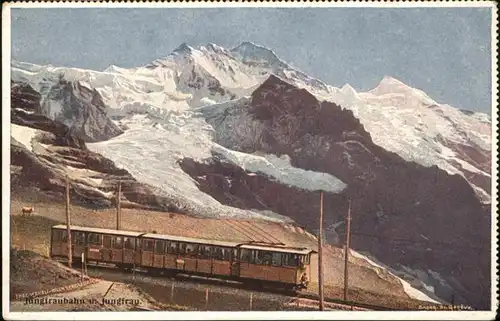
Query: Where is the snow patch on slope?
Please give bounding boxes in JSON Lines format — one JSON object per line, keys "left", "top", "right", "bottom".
{"left": 11, "top": 124, "right": 38, "bottom": 152}
{"left": 213, "top": 145, "right": 347, "bottom": 193}
{"left": 65, "top": 165, "right": 104, "bottom": 186}
{"left": 350, "top": 250, "right": 444, "bottom": 304}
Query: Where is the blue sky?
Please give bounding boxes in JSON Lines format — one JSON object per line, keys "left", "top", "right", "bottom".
{"left": 11, "top": 7, "right": 492, "bottom": 113}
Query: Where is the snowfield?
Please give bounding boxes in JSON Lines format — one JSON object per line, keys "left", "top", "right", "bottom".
{"left": 333, "top": 77, "right": 491, "bottom": 202}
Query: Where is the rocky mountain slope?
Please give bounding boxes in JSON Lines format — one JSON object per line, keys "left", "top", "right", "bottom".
{"left": 10, "top": 41, "right": 492, "bottom": 309}
{"left": 11, "top": 82, "right": 186, "bottom": 213}
{"left": 194, "top": 75, "right": 490, "bottom": 309}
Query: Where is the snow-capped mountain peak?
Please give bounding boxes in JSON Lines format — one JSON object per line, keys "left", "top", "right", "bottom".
{"left": 172, "top": 42, "right": 195, "bottom": 55}
{"left": 372, "top": 75, "right": 409, "bottom": 93}
{"left": 339, "top": 83, "right": 361, "bottom": 100}
{"left": 368, "top": 75, "right": 436, "bottom": 106}
{"left": 203, "top": 43, "right": 227, "bottom": 53}
{"left": 230, "top": 41, "right": 286, "bottom": 68}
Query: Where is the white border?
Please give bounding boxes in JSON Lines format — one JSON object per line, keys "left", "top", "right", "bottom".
{"left": 1, "top": 1, "right": 497, "bottom": 9}
{"left": 2, "top": 1, "right": 498, "bottom": 320}
{"left": 490, "top": 2, "right": 499, "bottom": 318}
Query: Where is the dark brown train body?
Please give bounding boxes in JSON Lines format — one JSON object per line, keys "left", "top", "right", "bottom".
{"left": 50, "top": 225, "right": 315, "bottom": 290}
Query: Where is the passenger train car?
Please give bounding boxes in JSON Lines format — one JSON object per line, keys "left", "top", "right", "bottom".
{"left": 50, "top": 225, "right": 315, "bottom": 290}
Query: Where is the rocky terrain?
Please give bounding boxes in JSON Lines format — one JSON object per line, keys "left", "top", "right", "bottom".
{"left": 9, "top": 248, "right": 169, "bottom": 312}
{"left": 10, "top": 248, "right": 86, "bottom": 299}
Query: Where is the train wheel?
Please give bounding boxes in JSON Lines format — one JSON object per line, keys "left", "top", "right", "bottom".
{"left": 284, "top": 284, "right": 298, "bottom": 294}
{"left": 115, "top": 263, "right": 133, "bottom": 271}
{"left": 250, "top": 281, "right": 264, "bottom": 291}
{"left": 146, "top": 268, "right": 162, "bottom": 276}
{"left": 240, "top": 279, "right": 254, "bottom": 289}
{"left": 162, "top": 269, "right": 178, "bottom": 277}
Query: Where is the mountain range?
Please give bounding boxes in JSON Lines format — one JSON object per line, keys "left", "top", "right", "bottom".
{"left": 10, "top": 41, "right": 492, "bottom": 309}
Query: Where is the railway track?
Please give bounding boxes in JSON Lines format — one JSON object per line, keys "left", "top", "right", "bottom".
{"left": 75, "top": 261, "right": 395, "bottom": 311}
{"left": 296, "top": 292, "right": 393, "bottom": 311}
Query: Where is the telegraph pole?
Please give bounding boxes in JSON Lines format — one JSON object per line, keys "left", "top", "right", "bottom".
{"left": 65, "top": 175, "right": 72, "bottom": 268}
{"left": 343, "top": 199, "right": 351, "bottom": 301}
{"left": 116, "top": 181, "right": 121, "bottom": 230}
{"left": 318, "top": 191, "right": 324, "bottom": 311}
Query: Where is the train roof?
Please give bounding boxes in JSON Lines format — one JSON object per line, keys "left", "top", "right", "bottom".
{"left": 52, "top": 225, "right": 315, "bottom": 254}
{"left": 240, "top": 244, "right": 314, "bottom": 255}
{"left": 142, "top": 233, "right": 240, "bottom": 247}
{"left": 52, "top": 225, "right": 240, "bottom": 247}
{"left": 52, "top": 225, "right": 143, "bottom": 237}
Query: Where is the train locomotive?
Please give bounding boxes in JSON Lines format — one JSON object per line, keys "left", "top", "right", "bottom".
{"left": 50, "top": 225, "right": 315, "bottom": 291}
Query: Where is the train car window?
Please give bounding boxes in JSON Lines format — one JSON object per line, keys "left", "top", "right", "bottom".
{"left": 212, "top": 247, "right": 231, "bottom": 261}
{"left": 282, "top": 254, "right": 288, "bottom": 266}
{"left": 178, "top": 243, "right": 187, "bottom": 255}
{"left": 167, "top": 241, "right": 178, "bottom": 254}
{"left": 251, "top": 250, "right": 257, "bottom": 262}
{"left": 283, "top": 254, "right": 299, "bottom": 267}
{"left": 88, "top": 233, "right": 102, "bottom": 245}
{"left": 72, "top": 232, "right": 86, "bottom": 245}
{"left": 198, "top": 245, "right": 211, "bottom": 259}
{"left": 112, "top": 236, "right": 123, "bottom": 249}
{"left": 254, "top": 250, "right": 272, "bottom": 265}
{"left": 103, "top": 235, "right": 112, "bottom": 248}
{"left": 212, "top": 247, "right": 223, "bottom": 261}
{"left": 143, "top": 239, "right": 154, "bottom": 252}
{"left": 154, "top": 240, "right": 165, "bottom": 254}
{"left": 271, "top": 252, "right": 283, "bottom": 266}
{"left": 263, "top": 251, "right": 272, "bottom": 265}
{"left": 240, "top": 249, "right": 252, "bottom": 262}
{"left": 136, "top": 238, "right": 142, "bottom": 250}
{"left": 253, "top": 251, "right": 261, "bottom": 264}
{"left": 61, "top": 231, "right": 68, "bottom": 242}
{"left": 185, "top": 243, "right": 198, "bottom": 257}
{"left": 224, "top": 247, "right": 232, "bottom": 261}
{"left": 124, "top": 237, "right": 135, "bottom": 250}
{"left": 53, "top": 230, "right": 64, "bottom": 242}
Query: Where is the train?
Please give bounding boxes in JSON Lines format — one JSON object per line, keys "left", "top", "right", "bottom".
{"left": 50, "top": 224, "right": 316, "bottom": 291}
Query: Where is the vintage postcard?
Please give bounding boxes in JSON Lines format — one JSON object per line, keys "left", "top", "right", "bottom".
{"left": 2, "top": 1, "right": 498, "bottom": 320}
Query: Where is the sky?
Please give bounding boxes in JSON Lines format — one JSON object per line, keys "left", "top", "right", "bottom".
{"left": 10, "top": 7, "right": 493, "bottom": 113}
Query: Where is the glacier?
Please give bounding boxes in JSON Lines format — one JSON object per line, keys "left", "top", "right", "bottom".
{"left": 87, "top": 106, "right": 346, "bottom": 221}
